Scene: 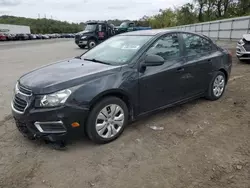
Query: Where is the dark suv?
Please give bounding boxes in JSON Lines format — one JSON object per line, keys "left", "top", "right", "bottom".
{"left": 12, "top": 30, "right": 232, "bottom": 146}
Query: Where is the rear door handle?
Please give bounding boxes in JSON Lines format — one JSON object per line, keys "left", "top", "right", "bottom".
{"left": 208, "top": 59, "right": 212, "bottom": 62}
{"left": 177, "top": 67, "right": 184, "bottom": 72}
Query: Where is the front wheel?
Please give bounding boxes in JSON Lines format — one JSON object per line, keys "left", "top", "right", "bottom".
{"left": 86, "top": 97, "right": 128, "bottom": 144}
{"left": 206, "top": 71, "right": 226, "bottom": 101}
{"left": 88, "top": 40, "right": 97, "bottom": 49}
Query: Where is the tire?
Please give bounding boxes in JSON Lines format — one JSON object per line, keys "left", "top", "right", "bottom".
{"left": 86, "top": 97, "right": 128, "bottom": 144}
{"left": 78, "top": 45, "right": 86, "bottom": 49}
{"left": 87, "top": 39, "right": 97, "bottom": 49}
{"left": 206, "top": 71, "right": 226, "bottom": 101}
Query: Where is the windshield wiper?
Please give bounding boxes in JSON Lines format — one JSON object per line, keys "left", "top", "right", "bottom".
{"left": 84, "top": 58, "right": 111, "bottom": 65}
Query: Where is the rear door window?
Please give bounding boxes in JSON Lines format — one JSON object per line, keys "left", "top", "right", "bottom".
{"left": 182, "top": 33, "right": 214, "bottom": 56}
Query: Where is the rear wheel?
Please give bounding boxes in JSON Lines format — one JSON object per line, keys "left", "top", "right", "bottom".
{"left": 206, "top": 71, "right": 226, "bottom": 101}
{"left": 88, "top": 40, "right": 97, "bottom": 49}
{"left": 86, "top": 97, "right": 128, "bottom": 144}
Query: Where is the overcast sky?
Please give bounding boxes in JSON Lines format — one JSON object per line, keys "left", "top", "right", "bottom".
{"left": 0, "top": 0, "right": 190, "bottom": 23}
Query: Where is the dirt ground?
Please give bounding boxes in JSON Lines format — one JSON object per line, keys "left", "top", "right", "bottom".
{"left": 0, "top": 40, "right": 249, "bottom": 188}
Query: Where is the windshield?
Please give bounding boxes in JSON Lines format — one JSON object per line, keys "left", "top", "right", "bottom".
{"left": 84, "top": 24, "right": 97, "bottom": 32}
{"left": 81, "top": 35, "right": 152, "bottom": 65}
{"left": 120, "top": 22, "right": 128, "bottom": 28}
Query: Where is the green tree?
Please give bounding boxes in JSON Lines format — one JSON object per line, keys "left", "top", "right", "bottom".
{"left": 0, "top": 16, "right": 82, "bottom": 34}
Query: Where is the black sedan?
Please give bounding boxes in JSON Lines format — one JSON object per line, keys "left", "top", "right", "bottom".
{"left": 11, "top": 30, "right": 232, "bottom": 147}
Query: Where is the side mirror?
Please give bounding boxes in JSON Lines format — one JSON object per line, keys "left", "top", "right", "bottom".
{"left": 144, "top": 54, "right": 165, "bottom": 66}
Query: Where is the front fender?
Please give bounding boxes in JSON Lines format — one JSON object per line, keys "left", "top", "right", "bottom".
{"left": 67, "top": 66, "right": 139, "bottom": 115}
{"left": 68, "top": 72, "right": 125, "bottom": 107}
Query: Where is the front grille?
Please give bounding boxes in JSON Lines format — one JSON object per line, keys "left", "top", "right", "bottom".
{"left": 75, "top": 35, "right": 80, "bottom": 40}
{"left": 242, "top": 54, "right": 250, "bottom": 58}
{"left": 243, "top": 44, "right": 250, "bottom": 51}
{"left": 19, "top": 84, "right": 32, "bottom": 96}
{"left": 13, "top": 96, "right": 27, "bottom": 112}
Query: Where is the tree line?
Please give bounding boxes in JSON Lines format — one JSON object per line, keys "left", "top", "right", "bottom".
{"left": 146, "top": 0, "right": 250, "bottom": 28}
{"left": 0, "top": 15, "right": 83, "bottom": 34}
{"left": 0, "top": 0, "right": 249, "bottom": 33}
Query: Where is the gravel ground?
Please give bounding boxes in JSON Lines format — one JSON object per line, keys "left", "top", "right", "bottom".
{"left": 0, "top": 40, "right": 249, "bottom": 188}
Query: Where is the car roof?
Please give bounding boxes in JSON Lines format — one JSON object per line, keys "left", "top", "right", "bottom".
{"left": 119, "top": 29, "right": 214, "bottom": 42}
{"left": 120, "top": 29, "right": 178, "bottom": 36}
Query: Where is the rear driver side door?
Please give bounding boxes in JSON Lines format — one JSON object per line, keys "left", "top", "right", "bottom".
{"left": 180, "top": 33, "right": 215, "bottom": 97}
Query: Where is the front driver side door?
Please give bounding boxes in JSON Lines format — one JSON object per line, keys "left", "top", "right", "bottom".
{"left": 138, "top": 33, "right": 186, "bottom": 113}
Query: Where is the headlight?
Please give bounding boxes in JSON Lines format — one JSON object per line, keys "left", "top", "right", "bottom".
{"left": 81, "top": 36, "right": 87, "bottom": 40}
{"left": 238, "top": 39, "right": 245, "bottom": 46}
{"left": 39, "top": 89, "right": 72, "bottom": 107}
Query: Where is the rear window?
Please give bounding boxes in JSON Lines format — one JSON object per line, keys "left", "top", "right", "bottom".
{"left": 182, "top": 33, "right": 214, "bottom": 56}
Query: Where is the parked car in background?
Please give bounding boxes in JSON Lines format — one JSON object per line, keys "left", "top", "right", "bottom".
{"left": 5, "top": 33, "right": 15, "bottom": 41}
{"left": 35, "top": 34, "right": 42, "bottom": 39}
{"left": 55, "top": 34, "right": 61, "bottom": 38}
{"left": 12, "top": 30, "right": 232, "bottom": 148}
{"left": 42, "top": 34, "right": 50, "bottom": 39}
{"left": 51, "top": 34, "right": 56, "bottom": 38}
{"left": 61, "top": 34, "right": 67, "bottom": 38}
{"left": 0, "top": 33, "right": 7, "bottom": 41}
{"left": 27, "top": 34, "right": 37, "bottom": 40}
{"left": 65, "top": 34, "right": 72, "bottom": 38}
{"left": 16, "top": 34, "right": 29, "bottom": 40}
{"left": 236, "top": 34, "right": 250, "bottom": 61}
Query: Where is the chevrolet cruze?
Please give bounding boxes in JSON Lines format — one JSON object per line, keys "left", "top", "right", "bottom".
{"left": 12, "top": 30, "right": 232, "bottom": 146}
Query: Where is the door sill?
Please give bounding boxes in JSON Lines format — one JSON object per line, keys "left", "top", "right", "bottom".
{"left": 137, "top": 93, "right": 204, "bottom": 119}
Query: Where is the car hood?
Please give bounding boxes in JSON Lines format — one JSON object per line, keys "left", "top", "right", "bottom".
{"left": 243, "top": 34, "right": 250, "bottom": 41}
{"left": 19, "top": 58, "right": 121, "bottom": 94}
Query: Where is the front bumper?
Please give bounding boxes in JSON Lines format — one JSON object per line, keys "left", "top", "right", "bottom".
{"left": 75, "top": 39, "right": 88, "bottom": 46}
{"left": 236, "top": 44, "right": 250, "bottom": 59}
{"left": 12, "top": 104, "right": 89, "bottom": 142}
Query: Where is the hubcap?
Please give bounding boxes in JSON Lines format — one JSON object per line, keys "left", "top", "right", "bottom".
{"left": 95, "top": 104, "right": 124, "bottom": 139}
{"left": 213, "top": 75, "right": 225, "bottom": 97}
{"left": 89, "top": 41, "right": 96, "bottom": 48}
